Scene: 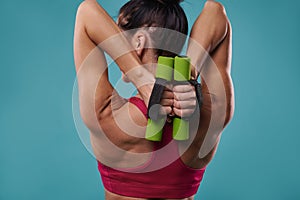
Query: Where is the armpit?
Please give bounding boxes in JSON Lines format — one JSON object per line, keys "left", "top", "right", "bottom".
{"left": 111, "top": 90, "right": 127, "bottom": 111}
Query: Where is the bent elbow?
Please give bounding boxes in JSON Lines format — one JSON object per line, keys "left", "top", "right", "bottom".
{"left": 76, "top": 1, "right": 87, "bottom": 20}
{"left": 203, "top": 1, "right": 230, "bottom": 49}
{"left": 204, "top": 1, "right": 227, "bottom": 15}
{"left": 75, "top": 0, "right": 97, "bottom": 24}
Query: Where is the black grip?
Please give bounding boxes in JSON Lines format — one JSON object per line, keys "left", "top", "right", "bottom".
{"left": 147, "top": 78, "right": 169, "bottom": 121}
{"left": 189, "top": 79, "right": 203, "bottom": 110}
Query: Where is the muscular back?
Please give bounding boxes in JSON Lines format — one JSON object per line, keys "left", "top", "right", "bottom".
{"left": 88, "top": 1, "right": 234, "bottom": 171}
{"left": 74, "top": 1, "right": 234, "bottom": 199}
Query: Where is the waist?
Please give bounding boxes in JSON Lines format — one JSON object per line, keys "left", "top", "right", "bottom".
{"left": 104, "top": 188, "right": 195, "bottom": 200}
{"left": 98, "top": 157, "right": 205, "bottom": 199}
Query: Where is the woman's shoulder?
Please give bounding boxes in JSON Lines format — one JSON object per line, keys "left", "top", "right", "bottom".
{"left": 100, "top": 95, "right": 148, "bottom": 129}
{"left": 117, "top": 96, "right": 148, "bottom": 127}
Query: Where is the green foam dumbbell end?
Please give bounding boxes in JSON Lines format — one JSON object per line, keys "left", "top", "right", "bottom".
{"left": 173, "top": 118, "right": 189, "bottom": 140}
{"left": 145, "top": 56, "right": 174, "bottom": 141}
{"left": 145, "top": 118, "right": 165, "bottom": 141}
{"left": 156, "top": 56, "right": 174, "bottom": 81}
{"left": 174, "top": 56, "right": 191, "bottom": 81}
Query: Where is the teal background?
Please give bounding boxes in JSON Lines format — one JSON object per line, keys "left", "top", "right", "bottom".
{"left": 0, "top": 0, "right": 299, "bottom": 199}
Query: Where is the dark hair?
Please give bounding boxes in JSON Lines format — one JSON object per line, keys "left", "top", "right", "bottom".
{"left": 118, "top": 0, "right": 188, "bottom": 57}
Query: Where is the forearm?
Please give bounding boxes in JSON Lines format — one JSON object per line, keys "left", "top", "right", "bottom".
{"left": 77, "top": 0, "right": 154, "bottom": 104}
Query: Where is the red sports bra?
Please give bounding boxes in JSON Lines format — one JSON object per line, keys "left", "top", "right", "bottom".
{"left": 97, "top": 97, "right": 205, "bottom": 199}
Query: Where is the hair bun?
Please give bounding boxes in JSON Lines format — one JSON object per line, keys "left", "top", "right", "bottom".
{"left": 155, "top": 0, "right": 184, "bottom": 5}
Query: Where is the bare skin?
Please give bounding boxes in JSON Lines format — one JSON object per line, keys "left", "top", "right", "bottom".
{"left": 73, "top": 0, "right": 234, "bottom": 200}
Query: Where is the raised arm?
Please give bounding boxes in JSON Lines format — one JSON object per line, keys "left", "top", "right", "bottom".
{"left": 74, "top": 0, "right": 155, "bottom": 130}
{"left": 188, "top": 0, "right": 230, "bottom": 77}
{"left": 183, "top": 1, "right": 234, "bottom": 165}
{"left": 193, "top": 0, "right": 234, "bottom": 126}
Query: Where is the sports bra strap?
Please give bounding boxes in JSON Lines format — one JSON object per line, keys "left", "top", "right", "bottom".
{"left": 128, "top": 97, "right": 148, "bottom": 118}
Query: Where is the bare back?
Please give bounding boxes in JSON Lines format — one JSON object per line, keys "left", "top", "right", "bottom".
{"left": 74, "top": 1, "right": 234, "bottom": 200}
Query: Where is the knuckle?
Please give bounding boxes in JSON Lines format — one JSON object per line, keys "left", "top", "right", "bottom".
{"left": 173, "top": 94, "right": 179, "bottom": 101}
{"left": 161, "top": 106, "right": 171, "bottom": 115}
{"left": 168, "top": 99, "right": 173, "bottom": 106}
{"left": 169, "top": 99, "right": 174, "bottom": 104}
{"left": 174, "top": 101, "right": 181, "bottom": 109}
{"left": 174, "top": 108, "right": 180, "bottom": 115}
{"left": 192, "top": 100, "right": 197, "bottom": 106}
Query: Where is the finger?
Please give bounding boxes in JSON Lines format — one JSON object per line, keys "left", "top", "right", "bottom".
{"left": 173, "top": 99, "right": 196, "bottom": 109}
{"left": 160, "top": 106, "right": 172, "bottom": 115}
{"left": 162, "top": 90, "right": 174, "bottom": 99}
{"left": 161, "top": 98, "right": 174, "bottom": 106}
{"left": 174, "top": 91, "right": 196, "bottom": 101}
{"left": 173, "top": 108, "right": 195, "bottom": 118}
{"left": 173, "top": 84, "right": 194, "bottom": 93}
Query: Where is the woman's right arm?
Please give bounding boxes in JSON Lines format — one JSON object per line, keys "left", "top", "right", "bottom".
{"left": 74, "top": 0, "right": 154, "bottom": 130}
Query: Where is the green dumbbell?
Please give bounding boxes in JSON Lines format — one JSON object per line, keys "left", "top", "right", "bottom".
{"left": 145, "top": 56, "right": 174, "bottom": 141}
{"left": 173, "top": 56, "right": 191, "bottom": 140}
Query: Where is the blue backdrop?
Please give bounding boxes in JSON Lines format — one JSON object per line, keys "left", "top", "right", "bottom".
{"left": 0, "top": 0, "right": 299, "bottom": 199}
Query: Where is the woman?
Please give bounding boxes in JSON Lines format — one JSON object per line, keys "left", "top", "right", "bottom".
{"left": 73, "top": 0, "right": 234, "bottom": 199}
